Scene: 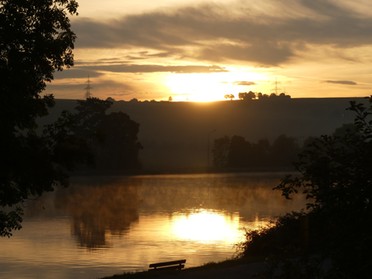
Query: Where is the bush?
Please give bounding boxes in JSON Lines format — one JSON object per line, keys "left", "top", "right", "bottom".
{"left": 240, "top": 97, "right": 372, "bottom": 278}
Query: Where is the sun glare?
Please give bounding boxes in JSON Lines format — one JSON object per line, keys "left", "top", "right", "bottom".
{"left": 165, "top": 73, "right": 230, "bottom": 102}
{"left": 171, "top": 209, "right": 244, "bottom": 244}
{"left": 165, "top": 70, "right": 270, "bottom": 102}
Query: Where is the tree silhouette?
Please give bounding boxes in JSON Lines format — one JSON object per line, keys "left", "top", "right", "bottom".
{"left": 62, "top": 97, "right": 143, "bottom": 172}
{"left": 212, "top": 136, "right": 230, "bottom": 168}
{"left": 224, "top": 94, "right": 235, "bottom": 101}
{"left": 270, "top": 134, "right": 299, "bottom": 168}
{"left": 73, "top": 97, "right": 113, "bottom": 143}
{"left": 276, "top": 98, "right": 372, "bottom": 212}
{"left": 238, "top": 91, "right": 256, "bottom": 101}
{"left": 257, "top": 93, "right": 269, "bottom": 100}
{"left": 242, "top": 97, "right": 372, "bottom": 278}
{"left": 228, "top": 135, "right": 250, "bottom": 168}
{"left": 212, "top": 135, "right": 299, "bottom": 170}
{"left": 95, "top": 112, "right": 142, "bottom": 171}
{"left": 0, "top": 0, "right": 78, "bottom": 236}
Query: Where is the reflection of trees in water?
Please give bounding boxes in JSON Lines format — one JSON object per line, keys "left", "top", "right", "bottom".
{"left": 52, "top": 174, "right": 304, "bottom": 249}
{"left": 55, "top": 180, "right": 140, "bottom": 249}
{"left": 135, "top": 174, "right": 305, "bottom": 219}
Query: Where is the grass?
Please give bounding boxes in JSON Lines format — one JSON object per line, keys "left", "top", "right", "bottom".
{"left": 100, "top": 257, "right": 263, "bottom": 279}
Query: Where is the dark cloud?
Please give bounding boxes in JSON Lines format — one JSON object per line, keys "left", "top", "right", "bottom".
{"left": 47, "top": 79, "right": 135, "bottom": 96}
{"left": 325, "top": 80, "right": 358, "bottom": 85}
{"left": 72, "top": 0, "right": 372, "bottom": 66}
{"left": 80, "top": 64, "right": 227, "bottom": 73}
{"left": 125, "top": 51, "right": 172, "bottom": 60}
{"left": 53, "top": 69, "right": 103, "bottom": 79}
{"left": 199, "top": 43, "right": 294, "bottom": 66}
{"left": 234, "top": 81, "right": 256, "bottom": 86}
{"left": 53, "top": 64, "right": 226, "bottom": 82}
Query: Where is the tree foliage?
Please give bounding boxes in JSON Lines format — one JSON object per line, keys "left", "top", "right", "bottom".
{"left": 241, "top": 97, "right": 372, "bottom": 278}
{"left": 275, "top": 97, "right": 372, "bottom": 213}
{"left": 238, "top": 91, "right": 291, "bottom": 101}
{"left": 0, "top": 0, "right": 78, "bottom": 236}
{"left": 224, "top": 94, "right": 235, "bottom": 101}
{"left": 238, "top": 91, "right": 256, "bottom": 101}
{"left": 212, "top": 134, "right": 299, "bottom": 170}
{"left": 55, "top": 98, "right": 143, "bottom": 172}
{"left": 95, "top": 111, "right": 142, "bottom": 170}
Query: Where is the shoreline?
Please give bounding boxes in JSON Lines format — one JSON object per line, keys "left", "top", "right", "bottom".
{"left": 101, "top": 258, "right": 269, "bottom": 279}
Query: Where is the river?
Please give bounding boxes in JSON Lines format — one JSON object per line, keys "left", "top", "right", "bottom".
{"left": 0, "top": 172, "right": 305, "bottom": 279}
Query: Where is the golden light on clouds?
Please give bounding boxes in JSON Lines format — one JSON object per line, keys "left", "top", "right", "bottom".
{"left": 45, "top": 0, "right": 372, "bottom": 101}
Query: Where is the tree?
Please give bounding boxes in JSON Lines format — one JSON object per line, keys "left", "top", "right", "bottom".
{"left": 257, "top": 93, "right": 269, "bottom": 100}
{"left": 279, "top": 92, "right": 291, "bottom": 99}
{"left": 95, "top": 111, "right": 142, "bottom": 171}
{"left": 270, "top": 97, "right": 372, "bottom": 277}
{"left": 228, "top": 135, "right": 250, "bottom": 168}
{"left": 224, "top": 94, "right": 235, "bottom": 101}
{"left": 66, "top": 97, "right": 142, "bottom": 172}
{"left": 212, "top": 136, "right": 230, "bottom": 168}
{"left": 251, "top": 138, "right": 270, "bottom": 167}
{"left": 73, "top": 97, "right": 113, "bottom": 142}
{"left": 276, "top": 98, "right": 372, "bottom": 212}
{"left": 270, "top": 134, "right": 300, "bottom": 168}
{"left": 238, "top": 91, "right": 256, "bottom": 101}
{"left": 240, "top": 98, "right": 372, "bottom": 278}
{"left": 0, "top": 0, "right": 79, "bottom": 236}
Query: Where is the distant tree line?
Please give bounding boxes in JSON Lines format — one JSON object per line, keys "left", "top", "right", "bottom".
{"left": 238, "top": 91, "right": 291, "bottom": 101}
{"left": 223, "top": 91, "right": 291, "bottom": 101}
{"left": 212, "top": 134, "right": 300, "bottom": 171}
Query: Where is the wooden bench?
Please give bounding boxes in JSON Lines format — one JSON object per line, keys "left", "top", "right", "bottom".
{"left": 148, "top": 259, "right": 186, "bottom": 271}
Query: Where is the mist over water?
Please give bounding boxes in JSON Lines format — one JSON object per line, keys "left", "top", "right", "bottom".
{"left": 0, "top": 172, "right": 305, "bottom": 279}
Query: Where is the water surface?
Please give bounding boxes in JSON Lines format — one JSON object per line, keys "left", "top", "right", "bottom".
{"left": 0, "top": 172, "right": 304, "bottom": 279}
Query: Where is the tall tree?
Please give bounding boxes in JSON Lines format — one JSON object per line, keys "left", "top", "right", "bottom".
{"left": 0, "top": 0, "right": 78, "bottom": 236}
{"left": 68, "top": 98, "right": 143, "bottom": 171}
{"left": 95, "top": 112, "right": 142, "bottom": 171}
{"left": 270, "top": 134, "right": 299, "bottom": 168}
{"left": 212, "top": 136, "right": 230, "bottom": 168}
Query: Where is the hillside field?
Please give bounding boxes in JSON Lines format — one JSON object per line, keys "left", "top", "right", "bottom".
{"left": 41, "top": 97, "right": 367, "bottom": 172}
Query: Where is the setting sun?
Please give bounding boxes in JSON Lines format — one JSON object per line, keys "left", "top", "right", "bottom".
{"left": 165, "top": 70, "right": 270, "bottom": 102}
{"left": 165, "top": 73, "right": 233, "bottom": 102}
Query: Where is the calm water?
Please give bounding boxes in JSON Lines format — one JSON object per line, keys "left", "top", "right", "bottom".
{"left": 0, "top": 172, "right": 304, "bottom": 279}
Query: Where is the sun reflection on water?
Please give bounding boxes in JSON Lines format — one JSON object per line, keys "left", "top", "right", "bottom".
{"left": 171, "top": 209, "right": 244, "bottom": 244}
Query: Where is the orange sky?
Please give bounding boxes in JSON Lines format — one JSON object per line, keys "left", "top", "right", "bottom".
{"left": 47, "top": 0, "right": 372, "bottom": 101}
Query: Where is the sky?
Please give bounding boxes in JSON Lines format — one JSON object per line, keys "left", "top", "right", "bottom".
{"left": 47, "top": 0, "right": 372, "bottom": 102}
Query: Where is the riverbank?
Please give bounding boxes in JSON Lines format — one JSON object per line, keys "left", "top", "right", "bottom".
{"left": 101, "top": 258, "right": 269, "bottom": 279}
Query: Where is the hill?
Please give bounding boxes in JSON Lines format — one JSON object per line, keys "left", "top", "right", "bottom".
{"left": 41, "top": 97, "right": 367, "bottom": 172}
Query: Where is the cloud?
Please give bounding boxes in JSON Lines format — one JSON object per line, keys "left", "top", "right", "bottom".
{"left": 53, "top": 69, "right": 104, "bottom": 79}
{"left": 324, "top": 80, "right": 358, "bottom": 85}
{"left": 234, "top": 81, "right": 256, "bottom": 86}
{"left": 198, "top": 43, "right": 294, "bottom": 66}
{"left": 53, "top": 63, "right": 227, "bottom": 83}
{"left": 77, "top": 64, "right": 227, "bottom": 74}
{"left": 125, "top": 51, "right": 172, "bottom": 60}
{"left": 47, "top": 79, "right": 135, "bottom": 99}
{"left": 72, "top": 0, "right": 372, "bottom": 66}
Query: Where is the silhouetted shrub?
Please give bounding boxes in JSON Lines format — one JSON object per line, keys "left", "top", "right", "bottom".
{"left": 241, "top": 96, "right": 372, "bottom": 278}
